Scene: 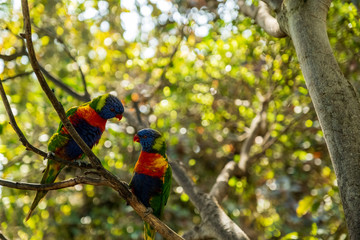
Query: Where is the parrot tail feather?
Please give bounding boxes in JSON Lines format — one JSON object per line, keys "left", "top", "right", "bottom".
{"left": 144, "top": 222, "right": 156, "bottom": 240}
{"left": 25, "top": 190, "right": 48, "bottom": 221}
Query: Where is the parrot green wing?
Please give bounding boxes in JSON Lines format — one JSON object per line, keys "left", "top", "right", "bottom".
{"left": 144, "top": 163, "right": 171, "bottom": 240}
{"left": 162, "top": 162, "right": 172, "bottom": 207}
{"left": 48, "top": 132, "right": 71, "bottom": 152}
{"left": 55, "top": 106, "right": 79, "bottom": 132}
{"left": 149, "top": 161, "right": 172, "bottom": 218}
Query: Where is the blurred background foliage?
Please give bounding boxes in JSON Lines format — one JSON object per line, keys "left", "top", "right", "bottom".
{"left": 0, "top": 0, "right": 359, "bottom": 239}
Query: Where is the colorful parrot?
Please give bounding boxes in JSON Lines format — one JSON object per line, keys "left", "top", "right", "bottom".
{"left": 130, "top": 128, "right": 172, "bottom": 240}
{"left": 25, "top": 93, "right": 124, "bottom": 221}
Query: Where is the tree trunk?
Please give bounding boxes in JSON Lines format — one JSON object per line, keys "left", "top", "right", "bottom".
{"left": 278, "top": 0, "right": 360, "bottom": 238}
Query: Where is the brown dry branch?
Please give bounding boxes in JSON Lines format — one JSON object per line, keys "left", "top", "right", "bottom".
{"left": 0, "top": 80, "right": 93, "bottom": 170}
{"left": 2, "top": 24, "right": 90, "bottom": 102}
{"left": 38, "top": 64, "right": 91, "bottom": 102}
{"left": 33, "top": 25, "right": 90, "bottom": 101}
{"left": 0, "top": 232, "right": 8, "bottom": 240}
{"left": 1, "top": 72, "right": 33, "bottom": 82}
{"left": 0, "top": 176, "right": 108, "bottom": 191}
{"left": 0, "top": 45, "right": 27, "bottom": 61}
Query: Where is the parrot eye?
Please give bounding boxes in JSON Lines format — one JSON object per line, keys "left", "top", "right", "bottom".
{"left": 143, "top": 135, "right": 147, "bottom": 139}
{"left": 110, "top": 108, "right": 115, "bottom": 112}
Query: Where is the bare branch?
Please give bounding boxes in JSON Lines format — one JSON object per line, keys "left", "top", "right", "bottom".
{"left": 238, "top": 0, "right": 286, "bottom": 38}
{"left": 0, "top": 176, "right": 109, "bottom": 191}
{"left": 0, "top": 79, "right": 94, "bottom": 169}
{"left": 0, "top": 46, "right": 27, "bottom": 61}
{"left": 39, "top": 64, "right": 91, "bottom": 102}
{"left": 34, "top": 26, "right": 90, "bottom": 100}
{"left": 1, "top": 71, "right": 33, "bottom": 82}
{"left": 209, "top": 97, "right": 269, "bottom": 203}
{"left": 170, "top": 160, "right": 250, "bottom": 240}
{"left": 209, "top": 161, "right": 242, "bottom": 203}
{"left": 3, "top": 24, "right": 90, "bottom": 101}
{"left": 248, "top": 112, "right": 307, "bottom": 163}
{"left": 133, "top": 101, "right": 145, "bottom": 127}
{"left": 0, "top": 232, "right": 9, "bottom": 240}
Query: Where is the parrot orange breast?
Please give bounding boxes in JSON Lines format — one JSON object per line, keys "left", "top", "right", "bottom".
{"left": 60, "top": 106, "right": 106, "bottom": 134}
{"left": 134, "top": 152, "right": 168, "bottom": 180}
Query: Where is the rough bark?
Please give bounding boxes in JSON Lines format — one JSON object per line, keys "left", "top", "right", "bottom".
{"left": 277, "top": 0, "right": 360, "bottom": 238}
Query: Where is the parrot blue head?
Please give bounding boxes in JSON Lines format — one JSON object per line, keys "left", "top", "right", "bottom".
{"left": 134, "top": 128, "right": 166, "bottom": 154}
{"left": 90, "top": 94, "right": 124, "bottom": 120}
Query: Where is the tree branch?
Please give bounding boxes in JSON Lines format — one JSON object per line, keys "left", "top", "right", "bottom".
{"left": 0, "top": 80, "right": 94, "bottom": 169}
{"left": 0, "top": 232, "right": 8, "bottom": 240}
{"left": 1, "top": 72, "right": 33, "bottom": 82}
{"left": 39, "top": 64, "right": 91, "bottom": 102}
{"left": 0, "top": 176, "right": 109, "bottom": 191}
{"left": 0, "top": 45, "right": 27, "bottom": 61}
{"left": 34, "top": 25, "right": 90, "bottom": 101}
{"left": 170, "top": 160, "right": 250, "bottom": 240}
{"left": 209, "top": 97, "right": 269, "bottom": 204}
{"left": 238, "top": 0, "right": 286, "bottom": 38}
{"left": 3, "top": 24, "right": 90, "bottom": 102}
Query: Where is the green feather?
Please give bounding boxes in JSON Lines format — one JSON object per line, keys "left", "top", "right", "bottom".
{"left": 48, "top": 132, "right": 71, "bottom": 152}
{"left": 144, "top": 160, "right": 172, "bottom": 240}
{"left": 89, "top": 94, "right": 109, "bottom": 112}
{"left": 55, "top": 106, "right": 78, "bottom": 132}
{"left": 144, "top": 222, "right": 156, "bottom": 240}
{"left": 25, "top": 159, "right": 64, "bottom": 221}
{"left": 152, "top": 136, "right": 165, "bottom": 151}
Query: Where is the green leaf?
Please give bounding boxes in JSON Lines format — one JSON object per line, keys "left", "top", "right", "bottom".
{"left": 296, "top": 196, "right": 315, "bottom": 217}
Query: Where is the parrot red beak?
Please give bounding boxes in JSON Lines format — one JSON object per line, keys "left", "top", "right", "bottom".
{"left": 133, "top": 134, "right": 140, "bottom": 143}
{"left": 115, "top": 114, "right": 123, "bottom": 121}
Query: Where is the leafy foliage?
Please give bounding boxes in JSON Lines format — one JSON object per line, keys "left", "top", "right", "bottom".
{"left": 0, "top": 0, "right": 358, "bottom": 239}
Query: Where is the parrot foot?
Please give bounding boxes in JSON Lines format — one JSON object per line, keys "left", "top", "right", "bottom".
{"left": 144, "top": 207, "right": 153, "bottom": 217}
{"left": 46, "top": 151, "right": 55, "bottom": 159}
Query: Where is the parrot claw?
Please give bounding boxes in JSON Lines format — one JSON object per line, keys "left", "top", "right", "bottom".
{"left": 144, "top": 207, "right": 153, "bottom": 217}
{"left": 46, "top": 151, "right": 55, "bottom": 159}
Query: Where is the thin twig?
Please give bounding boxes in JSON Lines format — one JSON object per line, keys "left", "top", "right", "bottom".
{"left": 0, "top": 46, "right": 27, "bottom": 61}
{"left": 133, "top": 101, "right": 144, "bottom": 127}
{"left": 34, "top": 25, "right": 90, "bottom": 100}
{"left": 248, "top": 112, "right": 307, "bottom": 162}
{"left": 0, "top": 176, "right": 109, "bottom": 191}
{"left": 0, "top": 232, "right": 8, "bottom": 240}
{"left": 1, "top": 72, "right": 33, "bottom": 82}
{"left": 39, "top": 64, "right": 91, "bottom": 102}
{"left": 0, "top": 79, "right": 94, "bottom": 169}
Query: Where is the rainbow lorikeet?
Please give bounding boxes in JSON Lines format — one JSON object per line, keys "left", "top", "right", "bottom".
{"left": 130, "top": 128, "right": 172, "bottom": 240}
{"left": 25, "top": 93, "right": 124, "bottom": 221}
